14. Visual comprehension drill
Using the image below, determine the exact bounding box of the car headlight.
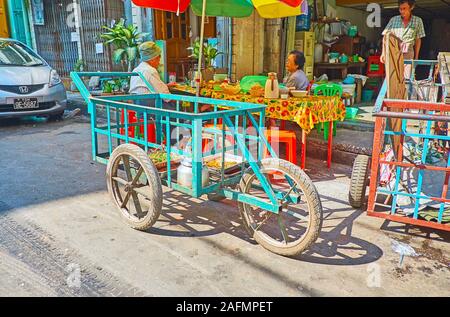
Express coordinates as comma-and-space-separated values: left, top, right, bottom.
49, 69, 62, 87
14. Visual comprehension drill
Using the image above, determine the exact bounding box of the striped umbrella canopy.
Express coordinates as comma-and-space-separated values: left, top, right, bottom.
131, 0, 303, 18
132, 0, 304, 95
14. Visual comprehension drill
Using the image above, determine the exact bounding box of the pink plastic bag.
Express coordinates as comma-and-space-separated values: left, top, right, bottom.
379, 148, 394, 185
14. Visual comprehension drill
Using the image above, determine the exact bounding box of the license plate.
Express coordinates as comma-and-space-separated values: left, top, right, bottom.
13, 98, 39, 110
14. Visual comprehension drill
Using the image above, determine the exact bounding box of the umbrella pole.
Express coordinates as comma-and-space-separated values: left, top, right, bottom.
196, 0, 207, 98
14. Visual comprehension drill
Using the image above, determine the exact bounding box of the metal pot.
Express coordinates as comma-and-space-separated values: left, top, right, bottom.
177, 158, 209, 188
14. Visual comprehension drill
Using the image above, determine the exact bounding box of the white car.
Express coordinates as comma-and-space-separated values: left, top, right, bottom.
0, 38, 67, 119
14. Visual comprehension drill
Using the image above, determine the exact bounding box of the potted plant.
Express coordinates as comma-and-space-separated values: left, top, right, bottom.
70, 59, 87, 91
119, 78, 130, 94
187, 39, 223, 82
100, 19, 149, 72
102, 80, 114, 96
102, 78, 130, 96
203, 42, 223, 69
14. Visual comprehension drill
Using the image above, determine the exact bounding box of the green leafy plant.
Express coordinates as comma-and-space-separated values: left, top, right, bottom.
203, 43, 223, 69
100, 19, 148, 72
119, 78, 130, 93
73, 59, 86, 72
187, 39, 223, 69
112, 79, 121, 93
70, 59, 87, 91
102, 79, 130, 94
102, 81, 114, 94
187, 39, 202, 60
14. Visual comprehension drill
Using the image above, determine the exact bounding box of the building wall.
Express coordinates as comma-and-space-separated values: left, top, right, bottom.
428, 19, 450, 59
231, 12, 264, 81
263, 18, 283, 76
335, 5, 381, 44
326, 0, 382, 44
0, 0, 9, 37
232, 16, 291, 81
131, 3, 142, 32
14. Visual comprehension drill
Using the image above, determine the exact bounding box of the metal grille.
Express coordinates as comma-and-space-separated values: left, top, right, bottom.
79, 0, 125, 73
33, 0, 126, 77
34, 0, 78, 77
104, 0, 128, 72
0, 84, 46, 95
78, 0, 109, 72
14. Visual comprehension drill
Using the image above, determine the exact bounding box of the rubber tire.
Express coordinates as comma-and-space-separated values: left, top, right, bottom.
349, 154, 370, 209
238, 158, 323, 257
106, 144, 163, 231
207, 193, 226, 202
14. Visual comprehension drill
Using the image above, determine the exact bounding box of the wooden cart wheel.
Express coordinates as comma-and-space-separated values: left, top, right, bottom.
106, 144, 163, 231
238, 158, 323, 257
349, 154, 371, 209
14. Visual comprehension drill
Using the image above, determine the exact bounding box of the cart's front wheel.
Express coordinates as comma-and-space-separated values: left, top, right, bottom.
238, 158, 322, 257
106, 144, 163, 231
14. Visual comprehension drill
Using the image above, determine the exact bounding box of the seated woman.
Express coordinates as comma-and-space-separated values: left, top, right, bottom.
283, 50, 309, 91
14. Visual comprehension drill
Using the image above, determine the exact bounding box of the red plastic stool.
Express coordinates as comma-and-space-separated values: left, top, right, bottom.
120, 109, 156, 144
264, 129, 297, 165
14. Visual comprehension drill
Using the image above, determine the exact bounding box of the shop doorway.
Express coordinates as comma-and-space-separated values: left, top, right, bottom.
6, 0, 31, 46
153, 10, 191, 78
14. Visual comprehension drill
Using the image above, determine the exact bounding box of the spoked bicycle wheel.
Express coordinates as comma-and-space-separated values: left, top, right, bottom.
238, 158, 322, 257
106, 144, 163, 231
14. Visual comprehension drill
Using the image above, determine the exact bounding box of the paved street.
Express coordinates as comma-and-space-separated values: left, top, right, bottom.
0, 116, 449, 297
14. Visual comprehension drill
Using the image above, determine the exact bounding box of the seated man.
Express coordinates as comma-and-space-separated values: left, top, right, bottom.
129, 41, 171, 95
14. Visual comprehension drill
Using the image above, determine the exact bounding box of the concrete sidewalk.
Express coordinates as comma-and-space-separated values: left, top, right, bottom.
0, 118, 448, 296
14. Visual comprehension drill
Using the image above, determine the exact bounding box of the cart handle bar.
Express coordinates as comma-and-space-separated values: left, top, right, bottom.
373, 110, 450, 122
90, 97, 266, 121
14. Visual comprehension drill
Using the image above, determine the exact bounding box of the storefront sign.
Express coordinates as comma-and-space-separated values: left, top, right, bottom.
71, 32, 80, 42
95, 43, 104, 54
32, 0, 45, 25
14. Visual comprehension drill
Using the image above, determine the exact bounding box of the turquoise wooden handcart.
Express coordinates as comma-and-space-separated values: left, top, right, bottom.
71, 71, 323, 257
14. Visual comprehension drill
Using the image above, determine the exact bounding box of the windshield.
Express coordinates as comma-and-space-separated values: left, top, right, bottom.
0, 40, 45, 66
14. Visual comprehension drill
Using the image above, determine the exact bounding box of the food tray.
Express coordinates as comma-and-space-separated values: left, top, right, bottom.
204, 153, 245, 175
149, 151, 182, 170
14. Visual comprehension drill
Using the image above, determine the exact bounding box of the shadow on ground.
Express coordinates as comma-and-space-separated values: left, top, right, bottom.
1, 117, 381, 266
145, 189, 383, 266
